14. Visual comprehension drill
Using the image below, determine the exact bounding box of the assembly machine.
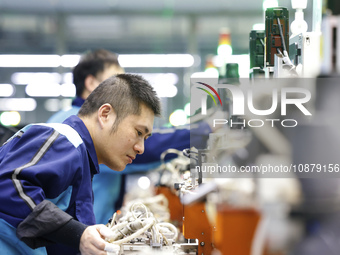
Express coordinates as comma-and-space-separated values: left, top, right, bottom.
98, 0, 340, 254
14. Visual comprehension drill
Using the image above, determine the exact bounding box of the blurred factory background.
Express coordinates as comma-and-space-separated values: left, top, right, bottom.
3, 1, 340, 254
0, 0, 308, 128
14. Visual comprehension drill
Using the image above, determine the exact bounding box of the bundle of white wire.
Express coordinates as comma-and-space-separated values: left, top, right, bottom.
122, 194, 171, 222
100, 201, 178, 254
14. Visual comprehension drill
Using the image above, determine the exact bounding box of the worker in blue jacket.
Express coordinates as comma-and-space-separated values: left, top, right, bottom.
0, 74, 161, 255
47, 49, 212, 224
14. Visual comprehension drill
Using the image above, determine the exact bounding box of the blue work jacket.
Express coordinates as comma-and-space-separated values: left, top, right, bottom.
0, 115, 99, 254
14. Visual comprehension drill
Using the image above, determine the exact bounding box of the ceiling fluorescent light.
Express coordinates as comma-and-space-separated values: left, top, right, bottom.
0, 84, 15, 97
11, 72, 62, 85
61, 55, 81, 67
0, 55, 60, 68
0, 54, 194, 68
0, 98, 37, 111
118, 54, 194, 68
136, 73, 179, 97
60, 83, 76, 97
25, 83, 61, 97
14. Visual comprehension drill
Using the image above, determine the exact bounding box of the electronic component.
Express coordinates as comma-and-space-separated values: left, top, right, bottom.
265, 7, 289, 67
249, 29, 265, 78
249, 30, 265, 69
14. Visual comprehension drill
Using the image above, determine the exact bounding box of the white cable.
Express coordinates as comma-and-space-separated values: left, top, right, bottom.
108, 221, 129, 233
111, 219, 156, 245
251, 216, 270, 255
276, 49, 298, 76
144, 194, 169, 208
104, 200, 177, 250
283, 50, 295, 68
156, 222, 178, 240
130, 202, 149, 219
103, 222, 129, 242
152, 225, 160, 244
101, 222, 129, 242
107, 212, 117, 229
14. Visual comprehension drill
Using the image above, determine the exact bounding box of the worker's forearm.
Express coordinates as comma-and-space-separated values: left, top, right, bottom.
44, 218, 87, 249
16, 200, 87, 249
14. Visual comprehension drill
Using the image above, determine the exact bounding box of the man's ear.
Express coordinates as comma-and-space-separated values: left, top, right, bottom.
97, 104, 116, 129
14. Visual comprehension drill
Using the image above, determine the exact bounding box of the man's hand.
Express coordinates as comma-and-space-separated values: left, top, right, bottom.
79, 225, 108, 255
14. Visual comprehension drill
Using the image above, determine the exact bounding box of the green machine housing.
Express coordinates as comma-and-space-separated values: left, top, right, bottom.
265, 7, 289, 67
249, 30, 265, 69
249, 30, 265, 78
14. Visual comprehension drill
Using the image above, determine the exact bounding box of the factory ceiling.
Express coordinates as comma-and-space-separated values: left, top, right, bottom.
0, 0, 297, 55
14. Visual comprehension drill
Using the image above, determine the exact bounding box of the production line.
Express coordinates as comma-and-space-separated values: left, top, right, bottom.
1, 0, 340, 254
96, 0, 340, 254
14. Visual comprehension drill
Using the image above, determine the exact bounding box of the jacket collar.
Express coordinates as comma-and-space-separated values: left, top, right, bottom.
72, 97, 85, 108
63, 115, 100, 175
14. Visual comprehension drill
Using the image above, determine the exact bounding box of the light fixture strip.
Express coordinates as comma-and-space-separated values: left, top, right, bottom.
0, 54, 195, 68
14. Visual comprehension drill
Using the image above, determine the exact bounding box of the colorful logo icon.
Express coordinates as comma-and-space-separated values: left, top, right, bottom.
196, 82, 222, 106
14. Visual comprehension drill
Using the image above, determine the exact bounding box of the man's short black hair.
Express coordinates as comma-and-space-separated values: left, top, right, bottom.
73, 49, 121, 97
78, 74, 161, 131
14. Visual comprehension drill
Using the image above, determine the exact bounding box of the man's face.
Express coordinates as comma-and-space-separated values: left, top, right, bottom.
95, 103, 154, 171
